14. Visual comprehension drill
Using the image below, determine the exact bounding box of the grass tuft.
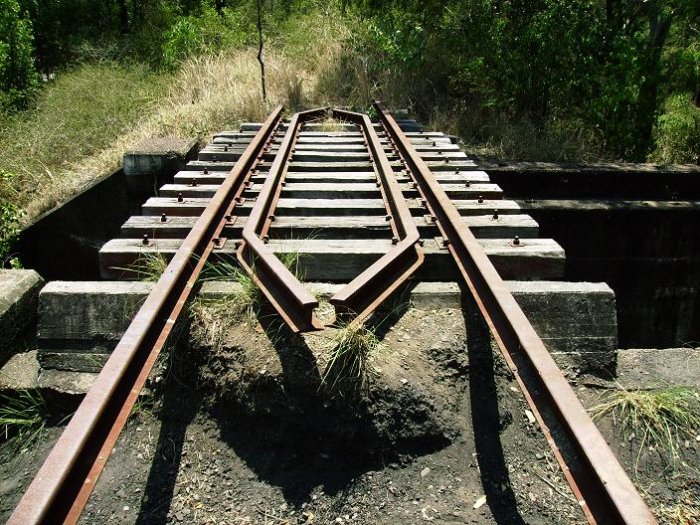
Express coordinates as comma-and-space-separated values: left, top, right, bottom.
112, 251, 168, 281
0, 390, 50, 457
322, 322, 382, 396
316, 117, 346, 132
591, 386, 700, 467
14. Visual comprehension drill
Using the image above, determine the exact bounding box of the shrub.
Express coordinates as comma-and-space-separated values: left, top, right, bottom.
652, 93, 700, 164
161, 7, 250, 70
0, 0, 39, 110
0, 199, 23, 265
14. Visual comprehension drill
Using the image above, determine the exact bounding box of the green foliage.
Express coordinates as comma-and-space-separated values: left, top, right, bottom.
653, 93, 700, 164
0, 0, 38, 110
591, 387, 700, 467
0, 197, 24, 265
120, 251, 169, 281
161, 6, 250, 70
344, 0, 700, 161
0, 390, 50, 457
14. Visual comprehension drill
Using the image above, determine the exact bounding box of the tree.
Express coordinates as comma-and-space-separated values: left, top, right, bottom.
0, 0, 38, 109
256, 0, 267, 102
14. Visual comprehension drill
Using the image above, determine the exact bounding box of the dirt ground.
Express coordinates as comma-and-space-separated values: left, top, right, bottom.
1, 298, 697, 524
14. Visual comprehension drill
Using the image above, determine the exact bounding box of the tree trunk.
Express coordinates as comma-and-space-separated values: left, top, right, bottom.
634, 9, 673, 159
257, 0, 267, 103
117, 0, 129, 33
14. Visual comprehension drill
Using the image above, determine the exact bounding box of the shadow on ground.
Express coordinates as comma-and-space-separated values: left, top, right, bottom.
462, 291, 526, 524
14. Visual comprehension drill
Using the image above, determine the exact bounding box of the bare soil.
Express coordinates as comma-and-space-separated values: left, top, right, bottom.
3, 297, 696, 524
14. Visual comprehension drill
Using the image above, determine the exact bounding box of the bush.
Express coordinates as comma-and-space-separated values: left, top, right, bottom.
161, 7, 251, 70
653, 94, 700, 164
0, 0, 38, 110
0, 200, 23, 264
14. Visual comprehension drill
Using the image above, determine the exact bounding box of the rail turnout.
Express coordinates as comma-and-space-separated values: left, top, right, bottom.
8, 105, 657, 524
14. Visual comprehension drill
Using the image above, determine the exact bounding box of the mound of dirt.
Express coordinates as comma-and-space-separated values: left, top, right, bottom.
196, 307, 471, 459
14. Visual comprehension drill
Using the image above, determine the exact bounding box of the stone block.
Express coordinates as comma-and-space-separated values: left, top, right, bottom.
123, 137, 198, 198
38, 281, 153, 371
507, 281, 618, 374
0, 350, 39, 390
38, 369, 97, 395
0, 270, 44, 360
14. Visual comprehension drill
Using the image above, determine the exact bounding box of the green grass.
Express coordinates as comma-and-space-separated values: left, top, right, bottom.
0, 62, 169, 217
200, 259, 264, 317
111, 251, 169, 281
0, 390, 50, 457
322, 321, 382, 395
591, 386, 700, 467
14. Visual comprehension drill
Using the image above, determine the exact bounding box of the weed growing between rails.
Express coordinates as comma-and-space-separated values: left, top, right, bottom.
591, 386, 700, 469
319, 293, 412, 399
191, 250, 304, 351
321, 321, 382, 397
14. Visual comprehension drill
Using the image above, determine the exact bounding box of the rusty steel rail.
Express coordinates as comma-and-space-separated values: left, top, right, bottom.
375, 101, 656, 525
329, 108, 424, 324
237, 107, 328, 332
7, 106, 284, 525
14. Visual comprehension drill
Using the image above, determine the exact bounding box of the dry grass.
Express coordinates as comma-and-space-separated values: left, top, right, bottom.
0, 3, 609, 230
590, 387, 700, 468
656, 491, 700, 525
321, 322, 382, 395
1, 47, 329, 225
315, 117, 347, 132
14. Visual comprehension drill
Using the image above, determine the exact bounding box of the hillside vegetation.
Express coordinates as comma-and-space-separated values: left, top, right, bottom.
0, 0, 698, 262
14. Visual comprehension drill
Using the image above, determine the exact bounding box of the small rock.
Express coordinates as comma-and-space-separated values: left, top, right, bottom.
123, 506, 130, 512
400, 378, 408, 385
473, 495, 487, 509
420, 467, 431, 478
524, 410, 536, 424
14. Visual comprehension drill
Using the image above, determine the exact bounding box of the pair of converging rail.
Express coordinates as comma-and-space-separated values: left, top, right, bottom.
238, 107, 423, 331
8, 104, 656, 524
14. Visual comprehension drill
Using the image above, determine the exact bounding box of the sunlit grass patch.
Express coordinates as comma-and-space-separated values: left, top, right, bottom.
111, 251, 169, 281
322, 321, 382, 396
591, 386, 700, 467
0, 390, 50, 457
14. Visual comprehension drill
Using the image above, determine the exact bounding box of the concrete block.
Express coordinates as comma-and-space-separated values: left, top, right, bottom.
616, 347, 700, 389
38, 369, 97, 395
198, 281, 463, 310
0, 350, 39, 390
123, 137, 198, 199
38, 281, 153, 371
0, 270, 44, 361
507, 281, 618, 374
39, 352, 109, 373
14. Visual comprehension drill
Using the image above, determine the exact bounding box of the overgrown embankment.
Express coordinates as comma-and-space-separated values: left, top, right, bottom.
1, 0, 698, 265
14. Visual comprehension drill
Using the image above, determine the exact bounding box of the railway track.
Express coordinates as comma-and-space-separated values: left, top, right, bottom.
7, 104, 657, 524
